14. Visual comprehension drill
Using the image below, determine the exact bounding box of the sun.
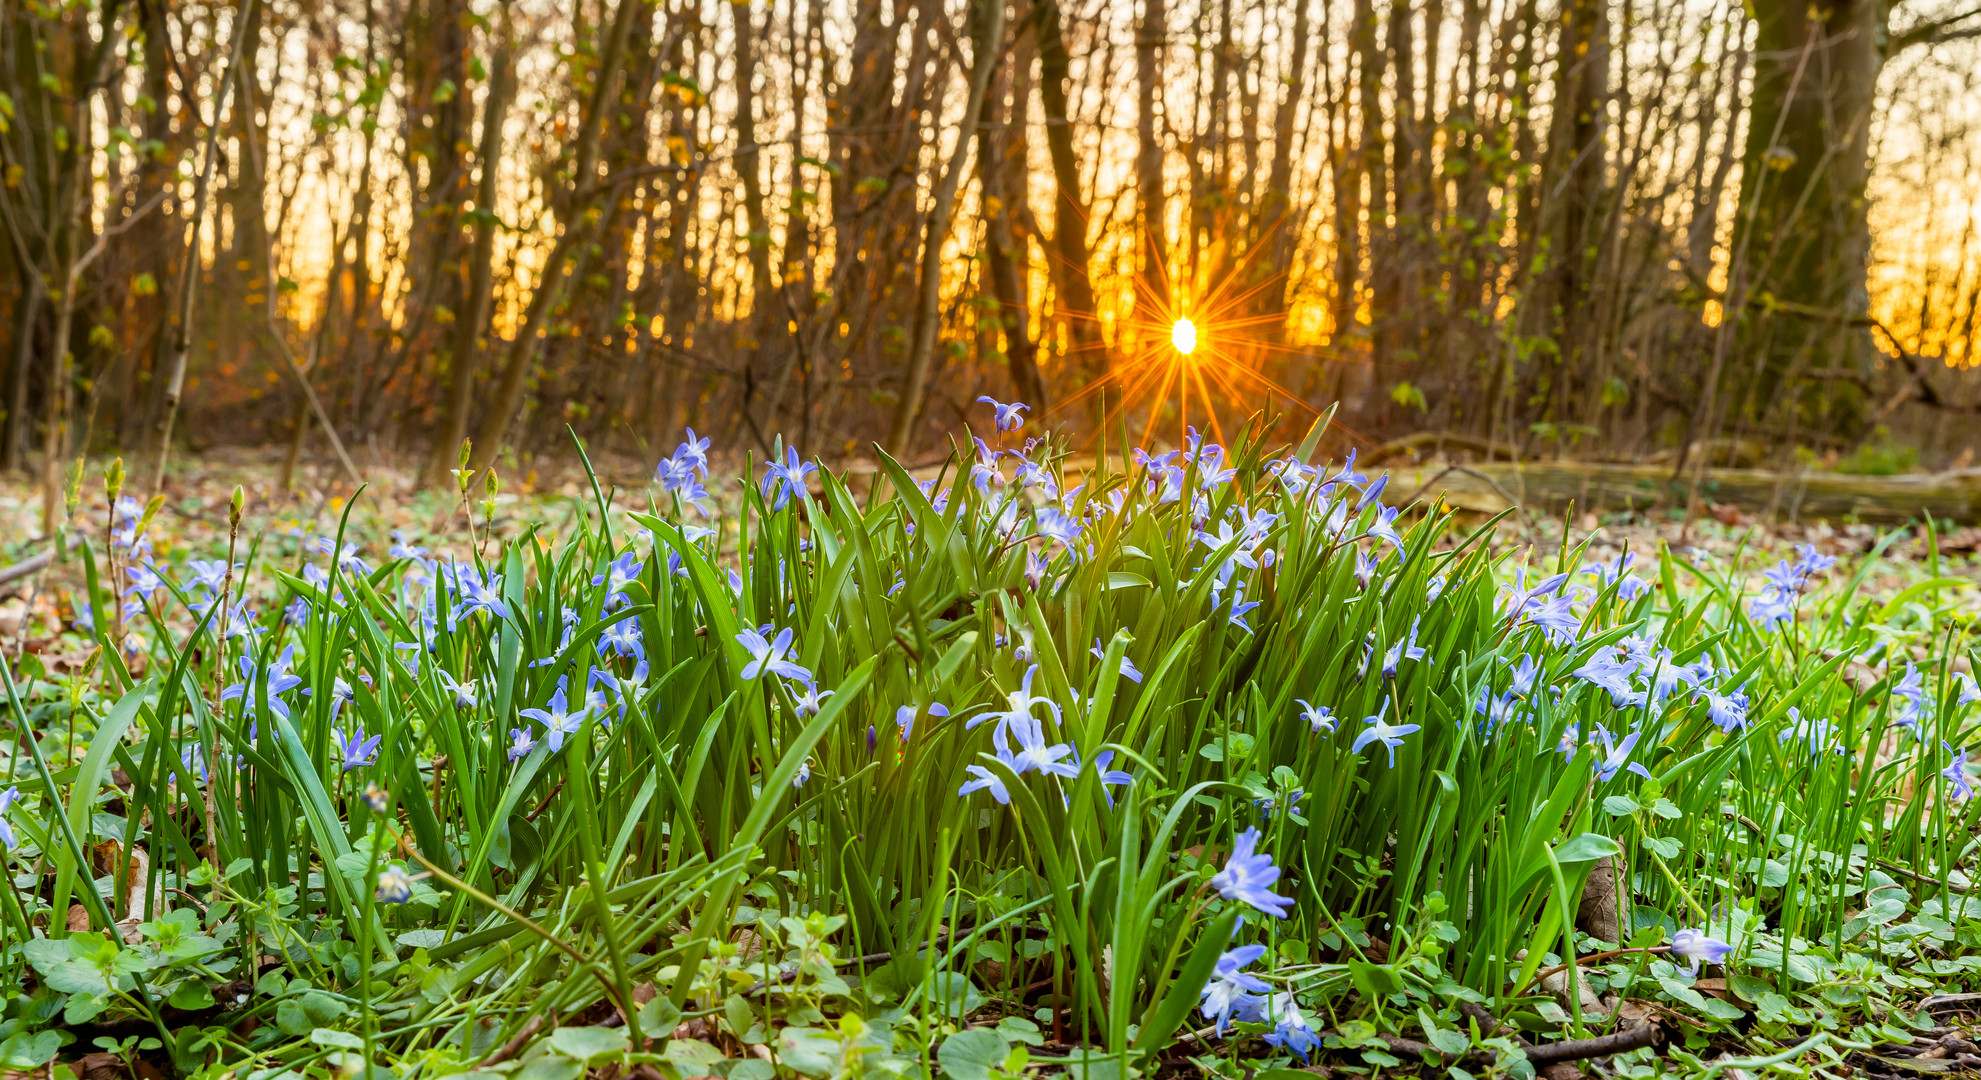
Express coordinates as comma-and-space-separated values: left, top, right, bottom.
1171, 317, 1198, 356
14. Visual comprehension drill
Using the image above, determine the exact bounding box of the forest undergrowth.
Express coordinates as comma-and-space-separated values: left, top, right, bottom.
5, 409, 1981, 1080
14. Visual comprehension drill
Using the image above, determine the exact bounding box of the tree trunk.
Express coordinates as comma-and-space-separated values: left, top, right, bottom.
429, 11, 513, 486
885, 0, 1007, 456
1135, 0, 1170, 321
1033, 0, 1104, 407
1730, 0, 1884, 435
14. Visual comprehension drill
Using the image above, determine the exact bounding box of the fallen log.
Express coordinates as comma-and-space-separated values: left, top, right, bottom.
1414, 462, 1981, 525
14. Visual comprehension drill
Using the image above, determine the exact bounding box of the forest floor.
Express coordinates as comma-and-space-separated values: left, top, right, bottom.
5, 448, 1979, 640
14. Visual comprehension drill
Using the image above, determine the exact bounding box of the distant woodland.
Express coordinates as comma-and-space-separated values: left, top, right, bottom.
3, 0, 1981, 515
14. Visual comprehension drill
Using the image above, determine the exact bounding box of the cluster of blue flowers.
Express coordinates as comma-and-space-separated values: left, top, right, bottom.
1748, 544, 1837, 631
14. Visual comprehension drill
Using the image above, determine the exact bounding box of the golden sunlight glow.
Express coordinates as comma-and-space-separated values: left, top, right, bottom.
1171, 317, 1198, 355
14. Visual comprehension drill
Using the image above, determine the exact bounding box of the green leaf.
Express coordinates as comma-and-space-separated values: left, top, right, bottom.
1553, 832, 1622, 864
310, 1029, 366, 1050
515, 1057, 584, 1080
168, 981, 215, 1011
276, 999, 313, 1037
0, 1031, 64, 1069
547, 1026, 629, 1062
1348, 960, 1406, 1001
938, 1028, 1010, 1080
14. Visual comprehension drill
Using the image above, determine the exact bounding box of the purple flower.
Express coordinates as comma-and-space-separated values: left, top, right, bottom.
1295, 698, 1335, 733
1091, 639, 1143, 683
1351, 697, 1420, 767
895, 701, 949, 742
1521, 594, 1582, 644
220, 645, 304, 723
976, 395, 1029, 432
1260, 993, 1319, 1061
1037, 506, 1083, 548
1945, 742, 1974, 801
964, 664, 1062, 743
1573, 650, 1644, 708
333, 723, 381, 772
507, 727, 538, 761
1592, 725, 1652, 782
0, 786, 20, 850
1209, 827, 1295, 918
1381, 616, 1429, 679
1699, 685, 1749, 733
1092, 750, 1134, 807
737, 626, 812, 682
1200, 944, 1272, 1033
519, 682, 588, 753
1670, 928, 1733, 977
593, 552, 644, 610
789, 679, 834, 719
760, 447, 817, 511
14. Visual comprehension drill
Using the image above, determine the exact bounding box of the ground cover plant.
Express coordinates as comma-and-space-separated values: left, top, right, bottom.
6, 406, 1981, 1080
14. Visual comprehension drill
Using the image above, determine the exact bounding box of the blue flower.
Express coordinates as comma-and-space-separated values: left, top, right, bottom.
1350, 698, 1420, 767
976, 395, 1029, 432
1091, 750, 1134, 807
447, 562, 510, 628
1353, 550, 1379, 591
1591, 725, 1652, 782
1210, 827, 1295, 918
594, 552, 644, 610
1362, 505, 1404, 550
1037, 506, 1083, 548
184, 559, 237, 595
1557, 723, 1581, 762
389, 532, 428, 561
1669, 928, 1732, 977
1327, 449, 1368, 491
1699, 685, 1749, 733
964, 664, 1062, 742
1499, 567, 1571, 618
1295, 699, 1335, 733
220, 645, 304, 724
0, 786, 19, 850
520, 682, 589, 753
435, 669, 481, 709
312, 537, 372, 576
760, 447, 817, 511
895, 701, 948, 742
1520, 593, 1582, 644
376, 867, 414, 905
1005, 716, 1079, 779
599, 614, 644, 660
737, 626, 812, 682
333, 723, 382, 772
675, 428, 712, 476
1091, 639, 1143, 683
1506, 654, 1540, 695
1945, 742, 1974, 801
958, 757, 1015, 804
789, 679, 834, 718
1474, 687, 1518, 734
1573, 650, 1644, 708
507, 727, 539, 761
1200, 944, 1272, 1033
1260, 992, 1319, 1060
1381, 616, 1428, 679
